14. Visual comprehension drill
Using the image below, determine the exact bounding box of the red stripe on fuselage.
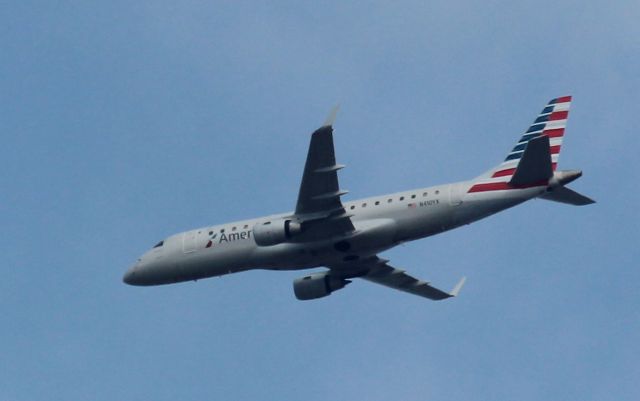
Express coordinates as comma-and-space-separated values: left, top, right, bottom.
493, 162, 558, 178
468, 182, 511, 192
492, 168, 517, 178
468, 181, 548, 193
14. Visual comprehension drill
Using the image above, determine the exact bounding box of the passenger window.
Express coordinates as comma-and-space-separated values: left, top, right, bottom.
411, 194, 416, 199
435, 190, 440, 194
350, 205, 355, 210
388, 199, 392, 203
362, 203, 367, 207
423, 192, 428, 197
400, 196, 404, 201
244, 224, 248, 229
375, 201, 380, 205
221, 228, 226, 233
232, 227, 236, 231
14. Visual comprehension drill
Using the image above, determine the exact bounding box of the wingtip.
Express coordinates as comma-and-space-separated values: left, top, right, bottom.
450, 276, 467, 297
323, 104, 340, 127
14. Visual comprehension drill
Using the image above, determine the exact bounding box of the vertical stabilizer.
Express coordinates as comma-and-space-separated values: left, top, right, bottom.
469, 96, 572, 193
508, 135, 553, 186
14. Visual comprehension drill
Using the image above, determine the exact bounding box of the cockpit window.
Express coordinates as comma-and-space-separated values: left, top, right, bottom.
153, 241, 164, 248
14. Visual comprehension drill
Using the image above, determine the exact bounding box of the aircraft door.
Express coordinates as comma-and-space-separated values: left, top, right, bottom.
182, 230, 198, 253
449, 183, 463, 206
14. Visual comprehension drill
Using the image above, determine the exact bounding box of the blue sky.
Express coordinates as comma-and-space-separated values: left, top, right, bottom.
2, 1, 639, 400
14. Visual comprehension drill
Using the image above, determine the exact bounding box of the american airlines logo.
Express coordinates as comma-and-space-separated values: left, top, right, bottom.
206, 231, 253, 248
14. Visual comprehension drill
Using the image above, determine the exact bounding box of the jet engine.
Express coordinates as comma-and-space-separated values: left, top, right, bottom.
253, 219, 302, 246
293, 272, 351, 300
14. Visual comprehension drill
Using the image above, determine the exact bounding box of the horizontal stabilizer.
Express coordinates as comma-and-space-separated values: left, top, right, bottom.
540, 186, 595, 206
509, 135, 553, 186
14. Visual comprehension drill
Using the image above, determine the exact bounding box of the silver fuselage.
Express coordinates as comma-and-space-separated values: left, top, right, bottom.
123, 179, 542, 286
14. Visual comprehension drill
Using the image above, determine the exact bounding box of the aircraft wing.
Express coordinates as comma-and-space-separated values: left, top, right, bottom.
294, 110, 354, 238
341, 257, 466, 300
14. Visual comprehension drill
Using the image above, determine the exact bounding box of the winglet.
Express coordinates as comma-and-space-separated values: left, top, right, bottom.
449, 276, 467, 297
323, 105, 340, 127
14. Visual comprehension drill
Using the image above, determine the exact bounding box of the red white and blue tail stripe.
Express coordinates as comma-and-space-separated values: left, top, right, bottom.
468, 96, 572, 193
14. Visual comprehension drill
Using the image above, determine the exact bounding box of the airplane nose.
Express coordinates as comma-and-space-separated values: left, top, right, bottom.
123, 265, 140, 285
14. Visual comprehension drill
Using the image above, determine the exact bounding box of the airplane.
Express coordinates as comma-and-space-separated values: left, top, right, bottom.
123, 96, 594, 301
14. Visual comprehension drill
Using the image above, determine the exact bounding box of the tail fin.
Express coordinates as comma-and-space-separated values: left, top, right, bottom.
509, 134, 553, 186
469, 96, 572, 193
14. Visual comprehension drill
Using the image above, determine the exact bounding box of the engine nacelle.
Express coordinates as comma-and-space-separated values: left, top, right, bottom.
293, 272, 351, 301
253, 219, 302, 246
